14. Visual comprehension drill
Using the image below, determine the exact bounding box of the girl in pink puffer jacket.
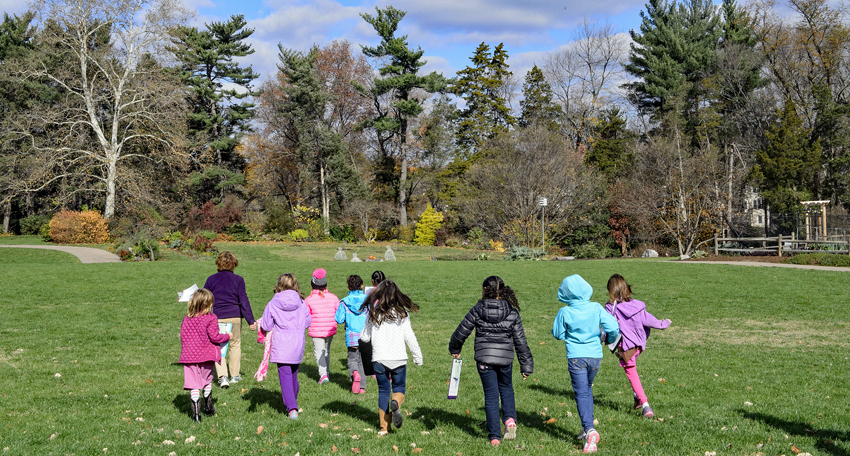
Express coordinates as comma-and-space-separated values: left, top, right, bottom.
305, 268, 340, 384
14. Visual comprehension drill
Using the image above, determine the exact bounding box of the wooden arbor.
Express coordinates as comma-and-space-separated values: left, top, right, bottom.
800, 200, 829, 240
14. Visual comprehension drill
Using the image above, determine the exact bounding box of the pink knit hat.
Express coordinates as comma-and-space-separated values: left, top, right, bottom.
311, 268, 327, 287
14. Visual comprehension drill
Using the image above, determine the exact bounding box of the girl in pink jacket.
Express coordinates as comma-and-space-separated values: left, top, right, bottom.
604, 274, 671, 419
305, 268, 340, 384
179, 288, 231, 422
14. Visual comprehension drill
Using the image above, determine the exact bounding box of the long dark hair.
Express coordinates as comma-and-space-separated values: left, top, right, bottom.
371, 270, 386, 286
361, 279, 419, 325
482, 275, 520, 311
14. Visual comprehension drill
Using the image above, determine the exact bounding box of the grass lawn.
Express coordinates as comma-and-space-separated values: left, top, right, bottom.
0, 240, 848, 455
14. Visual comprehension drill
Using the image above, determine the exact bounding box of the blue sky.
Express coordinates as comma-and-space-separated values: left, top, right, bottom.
4, 0, 654, 83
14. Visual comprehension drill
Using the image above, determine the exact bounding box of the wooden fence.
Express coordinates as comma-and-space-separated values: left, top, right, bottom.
713, 234, 850, 257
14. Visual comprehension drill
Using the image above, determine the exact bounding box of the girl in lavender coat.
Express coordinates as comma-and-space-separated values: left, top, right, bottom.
260, 273, 311, 419
604, 274, 671, 418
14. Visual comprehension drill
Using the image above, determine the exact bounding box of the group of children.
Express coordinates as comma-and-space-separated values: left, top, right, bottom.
179, 270, 670, 453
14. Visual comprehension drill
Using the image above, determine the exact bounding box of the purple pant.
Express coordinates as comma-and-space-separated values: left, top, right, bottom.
277, 363, 300, 412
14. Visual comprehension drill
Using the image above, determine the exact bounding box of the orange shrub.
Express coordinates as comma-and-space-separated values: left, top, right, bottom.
49, 210, 110, 244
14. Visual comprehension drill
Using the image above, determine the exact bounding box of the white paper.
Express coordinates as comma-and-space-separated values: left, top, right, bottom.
178, 284, 199, 302
219, 322, 232, 357
448, 358, 463, 399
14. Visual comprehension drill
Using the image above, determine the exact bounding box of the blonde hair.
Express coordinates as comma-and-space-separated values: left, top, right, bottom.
187, 288, 215, 317
216, 251, 238, 272
274, 273, 302, 297
607, 274, 632, 303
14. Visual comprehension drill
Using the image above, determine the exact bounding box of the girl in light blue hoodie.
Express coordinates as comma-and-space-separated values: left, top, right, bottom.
552, 274, 619, 454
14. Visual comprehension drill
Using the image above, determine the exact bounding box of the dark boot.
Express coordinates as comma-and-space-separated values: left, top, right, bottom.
390, 392, 405, 428
191, 399, 202, 422
203, 392, 215, 416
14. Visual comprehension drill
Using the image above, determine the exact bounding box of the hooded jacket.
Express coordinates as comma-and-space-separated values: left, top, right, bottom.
449, 299, 534, 374
305, 289, 340, 338
335, 290, 368, 347
552, 275, 619, 359
605, 299, 670, 351
260, 290, 311, 364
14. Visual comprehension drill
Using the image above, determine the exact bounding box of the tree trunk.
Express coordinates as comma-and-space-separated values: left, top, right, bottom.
2, 201, 10, 234
104, 157, 118, 219
726, 143, 733, 238
320, 164, 330, 235
399, 155, 408, 227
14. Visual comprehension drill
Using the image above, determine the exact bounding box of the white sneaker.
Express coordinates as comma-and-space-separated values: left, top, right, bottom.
230, 376, 242, 384
583, 429, 600, 453
218, 376, 229, 389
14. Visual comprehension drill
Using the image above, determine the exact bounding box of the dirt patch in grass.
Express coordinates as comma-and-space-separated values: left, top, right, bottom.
675, 319, 850, 348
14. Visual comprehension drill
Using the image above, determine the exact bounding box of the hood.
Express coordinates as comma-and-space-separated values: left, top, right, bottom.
611, 299, 645, 319
557, 275, 593, 305
271, 290, 303, 311
479, 298, 510, 324
344, 290, 367, 314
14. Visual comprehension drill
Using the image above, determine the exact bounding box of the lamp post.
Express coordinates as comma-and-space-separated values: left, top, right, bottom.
539, 197, 548, 254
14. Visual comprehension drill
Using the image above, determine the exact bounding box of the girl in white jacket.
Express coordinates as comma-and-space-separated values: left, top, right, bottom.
359, 279, 423, 435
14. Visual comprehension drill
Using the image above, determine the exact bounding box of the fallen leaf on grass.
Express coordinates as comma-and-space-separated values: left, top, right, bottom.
791, 445, 802, 454
135, 418, 144, 422
539, 342, 546, 345
465, 410, 470, 415
421, 431, 430, 435
658, 378, 667, 383
257, 426, 264, 434
744, 401, 753, 406
405, 409, 412, 416
162, 440, 175, 445
240, 388, 248, 394
332, 445, 338, 453
393, 445, 399, 453
184, 436, 196, 444
351, 449, 360, 454
412, 449, 423, 454
544, 418, 557, 424
49, 434, 56, 441
319, 423, 329, 428
350, 435, 360, 440
145, 379, 153, 384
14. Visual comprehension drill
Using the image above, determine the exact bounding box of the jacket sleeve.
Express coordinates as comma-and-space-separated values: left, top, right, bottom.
304, 304, 312, 330
604, 302, 614, 315
448, 307, 477, 355
599, 306, 620, 343
260, 302, 273, 333
404, 318, 423, 365
236, 276, 255, 325
359, 318, 372, 343
207, 318, 230, 344
643, 309, 671, 329
552, 308, 568, 340
511, 313, 534, 375
335, 301, 346, 324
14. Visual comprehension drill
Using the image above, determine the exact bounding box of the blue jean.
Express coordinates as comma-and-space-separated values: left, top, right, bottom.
373, 362, 406, 411
568, 357, 600, 432
477, 362, 516, 441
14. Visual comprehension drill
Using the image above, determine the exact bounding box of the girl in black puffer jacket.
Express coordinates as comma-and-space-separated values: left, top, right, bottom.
449, 276, 534, 446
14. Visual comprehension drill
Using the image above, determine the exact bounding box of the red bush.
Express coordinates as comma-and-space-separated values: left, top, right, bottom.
186, 199, 243, 233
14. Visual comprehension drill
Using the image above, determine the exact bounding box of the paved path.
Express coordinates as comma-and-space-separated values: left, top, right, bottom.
0, 245, 121, 263
677, 260, 850, 272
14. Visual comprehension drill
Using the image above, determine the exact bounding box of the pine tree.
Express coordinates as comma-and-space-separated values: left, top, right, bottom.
519, 65, 562, 131
170, 15, 258, 199
586, 108, 636, 182
453, 42, 515, 157
357, 6, 447, 227
750, 100, 821, 213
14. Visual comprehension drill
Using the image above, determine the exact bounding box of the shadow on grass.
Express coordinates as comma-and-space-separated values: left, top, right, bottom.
242, 387, 286, 413
300, 362, 352, 386
528, 382, 635, 415
320, 399, 374, 425
411, 406, 485, 439
171, 394, 192, 419
740, 410, 850, 456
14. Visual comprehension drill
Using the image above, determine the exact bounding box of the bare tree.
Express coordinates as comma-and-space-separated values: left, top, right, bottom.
455, 125, 604, 247
543, 18, 628, 148
16, 0, 191, 219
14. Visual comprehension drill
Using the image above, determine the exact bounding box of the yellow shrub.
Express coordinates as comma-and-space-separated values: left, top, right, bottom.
49, 210, 110, 244
414, 204, 444, 246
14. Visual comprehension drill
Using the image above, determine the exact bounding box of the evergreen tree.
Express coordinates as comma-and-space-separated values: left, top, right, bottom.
357, 6, 447, 226
453, 42, 515, 157
170, 15, 258, 199
749, 100, 821, 214
519, 65, 562, 131
586, 108, 636, 182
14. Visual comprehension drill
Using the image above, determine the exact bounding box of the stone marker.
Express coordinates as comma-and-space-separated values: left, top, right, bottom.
350, 253, 362, 262
642, 249, 659, 258
334, 247, 347, 261
384, 245, 396, 261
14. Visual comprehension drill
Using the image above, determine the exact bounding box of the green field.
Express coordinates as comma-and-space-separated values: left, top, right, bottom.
0, 240, 848, 455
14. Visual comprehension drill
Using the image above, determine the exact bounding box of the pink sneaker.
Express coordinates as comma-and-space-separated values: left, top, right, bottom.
352, 371, 361, 394
583, 429, 600, 453
504, 418, 517, 440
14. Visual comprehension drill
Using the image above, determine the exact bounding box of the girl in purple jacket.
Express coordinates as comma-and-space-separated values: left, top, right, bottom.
179, 289, 231, 422
260, 273, 312, 419
604, 274, 671, 418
